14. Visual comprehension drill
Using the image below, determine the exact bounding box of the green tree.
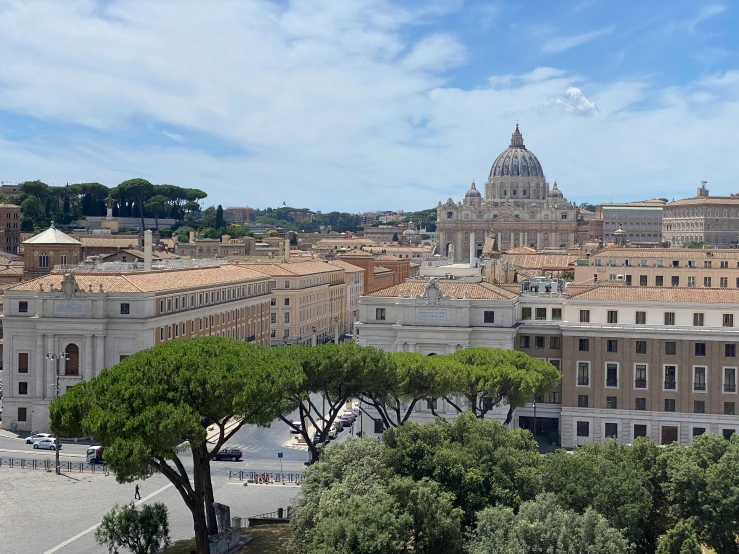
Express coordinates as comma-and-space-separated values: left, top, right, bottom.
144, 195, 170, 230
215, 205, 224, 229
682, 241, 705, 249
392, 232, 399, 242
21, 196, 45, 220
50, 338, 303, 554
201, 206, 217, 227
656, 522, 702, 554
579, 202, 596, 212
113, 179, 154, 231
95, 502, 170, 554
19, 179, 50, 199
446, 349, 561, 423
383, 413, 542, 520
279, 343, 387, 463
20, 217, 35, 232
466, 493, 632, 554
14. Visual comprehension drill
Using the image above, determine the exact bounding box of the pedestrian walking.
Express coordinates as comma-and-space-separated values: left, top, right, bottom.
134, 484, 141, 500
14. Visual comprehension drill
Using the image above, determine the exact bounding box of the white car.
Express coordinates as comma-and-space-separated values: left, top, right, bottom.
26, 433, 54, 445
34, 438, 61, 450
289, 421, 302, 434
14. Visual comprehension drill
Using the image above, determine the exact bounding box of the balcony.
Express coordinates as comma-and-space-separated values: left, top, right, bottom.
577, 377, 590, 386
725, 383, 737, 393
606, 378, 618, 387
693, 383, 706, 391
664, 380, 677, 390
634, 379, 647, 389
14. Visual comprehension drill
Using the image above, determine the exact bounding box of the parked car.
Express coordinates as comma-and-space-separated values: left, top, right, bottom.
34, 438, 61, 450
331, 421, 343, 434
26, 433, 54, 445
213, 448, 243, 462
328, 426, 339, 440
289, 421, 302, 434
339, 414, 354, 428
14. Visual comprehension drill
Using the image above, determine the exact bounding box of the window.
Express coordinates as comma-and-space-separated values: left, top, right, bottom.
632, 340, 647, 355
704, 276, 712, 287
664, 399, 676, 412
18, 352, 28, 373
725, 368, 737, 392
535, 336, 545, 349
483, 311, 495, 323
18, 382, 27, 395
639, 275, 647, 286
655, 275, 664, 287
693, 313, 704, 326
695, 343, 706, 357
522, 307, 532, 320
725, 314, 735, 328
283, 312, 290, 324
635, 398, 646, 410
694, 367, 707, 391
606, 363, 618, 387
577, 362, 590, 386
376, 308, 386, 321
634, 424, 647, 438
120, 303, 130, 315
577, 394, 589, 407
284, 280, 290, 288
694, 400, 705, 413
284, 298, 290, 306
607, 339, 618, 353
17, 407, 27, 422
561, 213, 567, 220
549, 336, 561, 349
576, 421, 589, 437
535, 308, 547, 320
19, 301, 28, 313
635, 364, 647, 388
726, 402, 736, 415
721, 277, 729, 288
606, 396, 617, 409
270, 313, 276, 324
447, 211, 453, 219
519, 335, 530, 348
664, 365, 677, 390
604, 423, 618, 439
664, 312, 675, 325
727, 344, 737, 358
607, 311, 618, 324
721, 261, 729, 268
270, 329, 276, 338
635, 311, 646, 324
579, 310, 590, 323
723, 429, 736, 440
39, 253, 49, 268
665, 342, 677, 355
551, 308, 562, 320
160, 328, 164, 341
270, 298, 276, 306
693, 427, 706, 437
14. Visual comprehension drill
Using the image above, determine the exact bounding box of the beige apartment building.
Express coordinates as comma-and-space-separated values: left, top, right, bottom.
2, 263, 273, 432
327, 259, 365, 336
240, 261, 346, 346
576, 247, 739, 287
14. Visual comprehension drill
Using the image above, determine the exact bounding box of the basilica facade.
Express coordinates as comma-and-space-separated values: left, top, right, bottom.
436, 124, 583, 262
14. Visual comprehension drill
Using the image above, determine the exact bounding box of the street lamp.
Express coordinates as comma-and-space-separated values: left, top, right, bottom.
46, 351, 69, 476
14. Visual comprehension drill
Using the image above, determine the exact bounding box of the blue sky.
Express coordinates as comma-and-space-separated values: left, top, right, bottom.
1, 0, 738, 212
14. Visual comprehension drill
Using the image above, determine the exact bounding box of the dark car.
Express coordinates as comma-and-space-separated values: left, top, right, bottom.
213, 447, 243, 462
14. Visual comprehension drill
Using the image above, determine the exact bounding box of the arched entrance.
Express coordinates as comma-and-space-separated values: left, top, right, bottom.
65, 344, 79, 376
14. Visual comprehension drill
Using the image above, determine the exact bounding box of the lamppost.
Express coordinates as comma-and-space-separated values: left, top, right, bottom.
283, 335, 288, 347
46, 351, 69, 476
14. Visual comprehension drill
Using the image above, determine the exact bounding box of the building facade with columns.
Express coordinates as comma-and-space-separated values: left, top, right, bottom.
436, 125, 582, 265
2, 264, 273, 433
662, 184, 739, 248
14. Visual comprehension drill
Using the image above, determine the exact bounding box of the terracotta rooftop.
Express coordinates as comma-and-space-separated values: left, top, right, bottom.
501, 253, 579, 269
78, 236, 141, 248
8, 264, 270, 294
590, 248, 739, 260
237, 261, 342, 277
365, 281, 518, 300
568, 285, 739, 304
327, 260, 365, 273
504, 246, 536, 254
667, 197, 739, 206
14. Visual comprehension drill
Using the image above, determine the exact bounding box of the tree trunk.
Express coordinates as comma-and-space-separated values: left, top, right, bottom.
504, 404, 514, 425
191, 448, 211, 554
201, 452, 218, 535
138, 195, 146, 232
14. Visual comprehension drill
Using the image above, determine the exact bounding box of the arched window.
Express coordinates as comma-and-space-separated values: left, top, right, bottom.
65, 344, 79, 376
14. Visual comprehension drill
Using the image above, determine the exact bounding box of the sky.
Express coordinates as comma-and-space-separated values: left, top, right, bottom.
1, 0, 739, 212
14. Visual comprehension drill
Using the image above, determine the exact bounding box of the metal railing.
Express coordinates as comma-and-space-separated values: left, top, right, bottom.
228, 470, 302, 484
634, 379, 647, 388
664, 380, 677, 390
725, 383, 737, 392
0, 456, 109, 474
577, 377, 589, 386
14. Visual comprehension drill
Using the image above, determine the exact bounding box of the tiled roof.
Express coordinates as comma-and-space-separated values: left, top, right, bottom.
237, 261, 342, 276
337, 250, 375, 258
8, 265, 270, 293
78, 236, 141, 248
365, 281, 518, 300
327, 260, 365, 273
590, 248, 739, 260
501, 253, 578, 269
568, 285, 739, 304
23, 226, 81, 245
505, 246, 536, 254
667, 197, 739, 206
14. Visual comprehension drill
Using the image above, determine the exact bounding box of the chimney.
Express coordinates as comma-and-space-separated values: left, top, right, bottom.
221, 234, 231, 244
144, 230, 152, 271
284, 238, 290, 262
189, 231, 196, 244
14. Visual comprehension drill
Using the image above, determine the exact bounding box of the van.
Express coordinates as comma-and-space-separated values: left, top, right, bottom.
86, 446, 104, 464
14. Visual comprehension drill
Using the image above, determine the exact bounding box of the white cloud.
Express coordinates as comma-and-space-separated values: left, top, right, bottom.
541, 25, 614, 54
0, 2, 738, 211
683, 4, 726, 33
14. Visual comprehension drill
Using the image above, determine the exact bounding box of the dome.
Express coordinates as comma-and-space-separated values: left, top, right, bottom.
488, 123, 544, 179
465, 181, 481, 198
547, 181, 563, 198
